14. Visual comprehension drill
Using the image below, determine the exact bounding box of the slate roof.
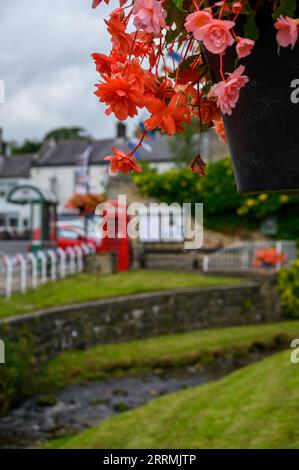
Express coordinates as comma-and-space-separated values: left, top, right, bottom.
0, 155, 33, 178
34, 135, 173, 167
36, 139, 114, 167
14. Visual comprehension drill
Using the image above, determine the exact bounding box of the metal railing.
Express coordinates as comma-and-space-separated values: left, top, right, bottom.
202, 240, 297, 273
0, 242, 96, 298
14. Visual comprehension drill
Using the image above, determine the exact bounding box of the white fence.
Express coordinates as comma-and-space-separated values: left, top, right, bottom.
0, 243, 96, 298
202, 240, 297, 273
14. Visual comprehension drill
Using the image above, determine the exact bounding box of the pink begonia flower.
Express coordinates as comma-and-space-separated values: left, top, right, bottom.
133, 0, 166, 34
196, 19, 235, 54
184, 10, 212, 38
274, 16, 298, 49
232, 1, 242, 14
209, 65, 249, 115
236, 37, 255, 58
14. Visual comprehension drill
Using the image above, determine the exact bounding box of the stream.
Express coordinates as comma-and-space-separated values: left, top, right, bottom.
0, 352, 269, 448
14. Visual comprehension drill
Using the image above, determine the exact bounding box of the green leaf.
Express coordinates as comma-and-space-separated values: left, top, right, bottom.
172, 0, 184, 12
243, 15, 260, 40
165, 28, 180, 42
272, 0, 297, 19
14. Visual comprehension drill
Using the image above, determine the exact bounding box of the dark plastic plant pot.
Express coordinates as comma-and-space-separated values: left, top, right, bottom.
204, 8, 299, 194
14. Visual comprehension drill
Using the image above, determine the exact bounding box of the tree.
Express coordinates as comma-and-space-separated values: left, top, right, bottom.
44, 127, 89, 142
168, 119, 201, 167
11, 139, 42, 155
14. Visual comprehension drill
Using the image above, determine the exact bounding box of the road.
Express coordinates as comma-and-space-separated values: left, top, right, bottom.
0, 241, 29, 257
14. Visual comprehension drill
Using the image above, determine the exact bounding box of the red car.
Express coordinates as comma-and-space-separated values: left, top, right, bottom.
32, 225, 98, 251
32, 200, 131, 271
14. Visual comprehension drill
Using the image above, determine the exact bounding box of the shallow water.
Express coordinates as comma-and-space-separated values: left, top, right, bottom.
0, 365, 233, 448
0, 352, 269, 449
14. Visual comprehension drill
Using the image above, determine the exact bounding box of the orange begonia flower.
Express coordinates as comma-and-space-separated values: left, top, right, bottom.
105, 16, 133, 57
92, 53, 113, 76
144, 94, 190, 135
104, 147, 142, 174
95, 77, 144, 120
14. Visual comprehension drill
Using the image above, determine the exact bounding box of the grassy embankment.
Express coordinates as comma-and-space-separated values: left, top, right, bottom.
34, 320, 299, 393
49, 349, 299, 449
0, 271, 242, 319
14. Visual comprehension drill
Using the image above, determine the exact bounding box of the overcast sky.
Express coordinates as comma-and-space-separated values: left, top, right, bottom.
0, 0, 138, 144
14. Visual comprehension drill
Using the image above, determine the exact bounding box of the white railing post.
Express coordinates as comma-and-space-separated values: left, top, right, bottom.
37, 251, 47, 284
241, 245, 249, 270
87, 242, 96, 254
74, 246, 83, 272
16, 253, 27, 293
57, 248, 66, 278
202, 255, 209, 272
66, 247, 76, 274
27, 253, 38, 289
81, 243, 90, 255
1, 255, 13, 298
48, 250, 57, 281
276, 241, 283, 270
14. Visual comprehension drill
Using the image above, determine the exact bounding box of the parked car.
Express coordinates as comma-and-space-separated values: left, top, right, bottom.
31, 199, 131, 271
32, 225, 98, 251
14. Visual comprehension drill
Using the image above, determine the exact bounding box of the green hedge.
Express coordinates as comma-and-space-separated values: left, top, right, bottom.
0, 332, 33, 415
133, 158, 299, 239
278, 260, 299, 319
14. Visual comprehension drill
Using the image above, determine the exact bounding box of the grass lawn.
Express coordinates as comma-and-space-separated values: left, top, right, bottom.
33, 320, 299, 394
50, 349, 299, 449
0, 271, 242, 319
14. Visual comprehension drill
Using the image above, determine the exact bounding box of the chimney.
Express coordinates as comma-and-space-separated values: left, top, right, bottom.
116, 122, 126, 139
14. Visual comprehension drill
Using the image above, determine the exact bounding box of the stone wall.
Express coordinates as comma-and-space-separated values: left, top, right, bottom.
0, 281, 282, 362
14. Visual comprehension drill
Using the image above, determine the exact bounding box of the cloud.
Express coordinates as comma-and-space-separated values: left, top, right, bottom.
0, 0, 137, 143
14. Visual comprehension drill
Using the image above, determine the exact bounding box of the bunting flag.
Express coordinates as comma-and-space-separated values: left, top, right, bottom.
126, 135, 153, 158
138, 121, 155, 140
77, 144, 93, 166
167, 50, 182, 63
75, 144, 93, 194
126, 141, 142, 158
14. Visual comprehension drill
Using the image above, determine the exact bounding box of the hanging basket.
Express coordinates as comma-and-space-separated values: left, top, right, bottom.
204, 7, 299, 195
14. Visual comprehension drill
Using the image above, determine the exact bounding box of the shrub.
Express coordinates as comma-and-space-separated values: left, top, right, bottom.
133, 158, 299, 239
278, 260, 299, 319
0, 332, 34, 415
133, 157, 243, 215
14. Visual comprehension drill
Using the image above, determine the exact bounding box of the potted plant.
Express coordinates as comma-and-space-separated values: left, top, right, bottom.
66, 193, 106, 216
92, 0, 299, 194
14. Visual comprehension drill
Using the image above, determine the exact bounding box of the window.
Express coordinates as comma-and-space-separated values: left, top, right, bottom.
9, 217, 18, 227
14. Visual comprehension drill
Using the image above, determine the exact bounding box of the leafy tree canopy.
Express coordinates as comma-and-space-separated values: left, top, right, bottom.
44, 127, 89, 142
11, 139, 42, 155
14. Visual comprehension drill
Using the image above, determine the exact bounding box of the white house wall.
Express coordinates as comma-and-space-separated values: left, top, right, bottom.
31, 165, 108, 212
149, 162, 176, 173
0, 177, 31, 229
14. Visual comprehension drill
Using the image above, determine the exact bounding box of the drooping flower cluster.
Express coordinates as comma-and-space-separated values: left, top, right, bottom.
252, 248, 287, 269
66, 193, 106, 215
92, 0, 299, 174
